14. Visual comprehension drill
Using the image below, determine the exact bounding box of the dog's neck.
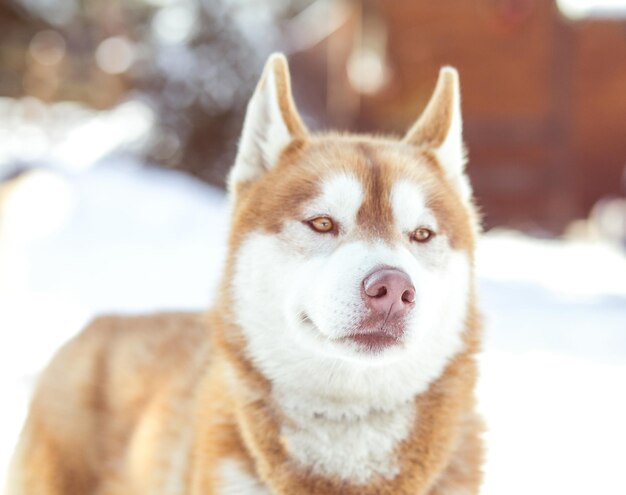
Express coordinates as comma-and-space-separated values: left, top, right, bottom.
274, 386, 418, 485
220, 341, 422, 486
271, 373, 414, 420
208, 311, 480, 494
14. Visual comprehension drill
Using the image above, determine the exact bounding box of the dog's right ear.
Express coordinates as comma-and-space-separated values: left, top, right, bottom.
229, 53, 308, 192
403, 67, 472, 201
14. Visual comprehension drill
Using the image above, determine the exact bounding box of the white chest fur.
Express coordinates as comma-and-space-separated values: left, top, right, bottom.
280, 397, 416, 484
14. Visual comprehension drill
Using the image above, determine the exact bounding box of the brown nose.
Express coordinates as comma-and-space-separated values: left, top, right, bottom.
362, 268, 415, 319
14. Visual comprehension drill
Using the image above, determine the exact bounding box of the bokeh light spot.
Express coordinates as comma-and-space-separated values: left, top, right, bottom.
152, 4, 197, 45
95, 37, 135, 74
29, 30, 66, 66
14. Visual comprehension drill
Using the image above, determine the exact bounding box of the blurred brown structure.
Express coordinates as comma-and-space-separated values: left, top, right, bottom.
291, 0, 626, 233
2, 0, 625, 234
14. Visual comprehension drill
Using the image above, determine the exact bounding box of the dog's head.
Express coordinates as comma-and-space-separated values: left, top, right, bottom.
222, 54, 479, 402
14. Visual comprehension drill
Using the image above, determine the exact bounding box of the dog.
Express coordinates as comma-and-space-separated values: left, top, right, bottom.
7, 53, 483, 495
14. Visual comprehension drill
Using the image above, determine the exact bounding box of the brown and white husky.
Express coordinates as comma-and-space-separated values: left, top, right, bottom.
8, 53, 483, 495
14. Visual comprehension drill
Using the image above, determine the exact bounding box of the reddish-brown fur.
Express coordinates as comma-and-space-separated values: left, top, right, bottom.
8, 56, 483, 495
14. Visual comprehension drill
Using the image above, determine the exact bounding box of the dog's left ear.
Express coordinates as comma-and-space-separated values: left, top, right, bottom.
229, 53, 308, 190
403, 67, 471, 200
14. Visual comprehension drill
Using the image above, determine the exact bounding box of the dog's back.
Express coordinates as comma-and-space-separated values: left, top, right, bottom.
8, 312, 208, 495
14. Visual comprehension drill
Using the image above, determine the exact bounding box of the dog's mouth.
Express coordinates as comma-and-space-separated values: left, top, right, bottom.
342, 331, 402, 352
299, 312, 403, 353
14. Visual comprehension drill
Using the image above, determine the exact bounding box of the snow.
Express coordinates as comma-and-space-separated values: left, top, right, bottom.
1, 159, 625, 494
477, 234, 626, 495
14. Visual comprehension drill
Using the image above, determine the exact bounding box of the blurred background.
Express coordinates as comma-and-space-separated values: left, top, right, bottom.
0, 0, 625, 494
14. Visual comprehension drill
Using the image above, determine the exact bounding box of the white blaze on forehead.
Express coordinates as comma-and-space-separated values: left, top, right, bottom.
303, 173, 363, 229
390, 180, 436, 232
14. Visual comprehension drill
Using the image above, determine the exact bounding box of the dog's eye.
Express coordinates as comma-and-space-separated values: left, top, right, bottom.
411, 227, 435, 243
307, 216, 335, 234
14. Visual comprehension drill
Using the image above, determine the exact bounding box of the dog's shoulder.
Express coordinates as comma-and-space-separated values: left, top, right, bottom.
31, 311, 210, 439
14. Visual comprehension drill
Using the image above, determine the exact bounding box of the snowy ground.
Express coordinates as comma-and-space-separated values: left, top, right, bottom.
1, 159, 625, 494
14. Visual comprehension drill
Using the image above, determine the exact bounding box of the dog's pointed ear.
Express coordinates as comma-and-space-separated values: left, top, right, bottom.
403, 67, 471, 199
229, 53, 308, 190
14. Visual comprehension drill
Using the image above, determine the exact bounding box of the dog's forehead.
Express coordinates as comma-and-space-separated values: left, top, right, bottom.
237, 137, 474, 252
298, 139, 439, 236
303, 173, 365, 225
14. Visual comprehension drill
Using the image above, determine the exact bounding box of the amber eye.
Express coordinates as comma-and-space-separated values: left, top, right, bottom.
411, 227, 435, 243
307, 216, 335, 233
